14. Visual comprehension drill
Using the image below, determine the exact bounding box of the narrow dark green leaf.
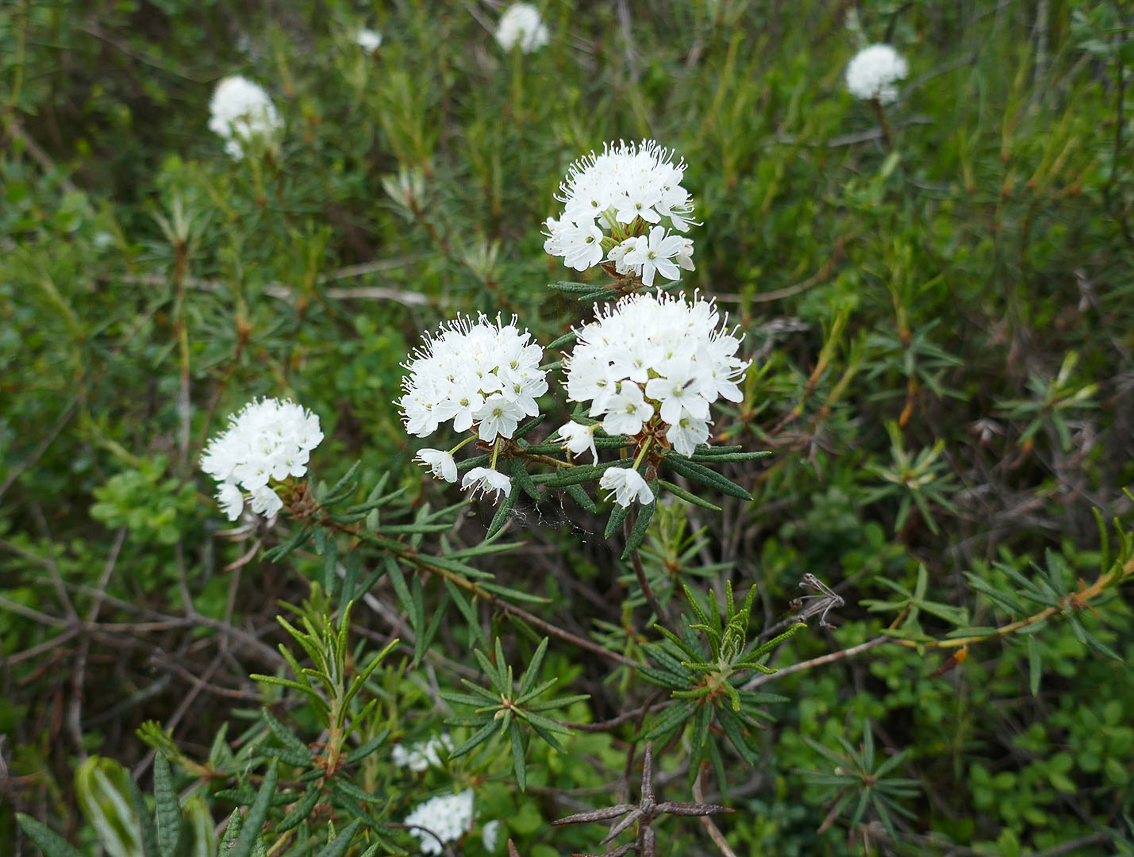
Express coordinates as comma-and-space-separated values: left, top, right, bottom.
343, 729, 390, 765
321, 537, 339, 598
604, 502, 631, 540
565, 483, 596, 512
16, 815, 85, 857
263, 527, 313, 563
664, 455, 752, 500
326, 461, 361, 501
621, 496, 657, 560
510, 723, 527, 792
153, 754, 181, 857
485, 484, 519, 540
277, 786, 321, 834
219, 808, 242, 854
229, 758, 279, 857
313, 819, 363, 857
449, 721, 498, 759
1027, 636, 1042, 697
547, 329, 578, 349
262, 710, 313, 762
658, 479, 722, 511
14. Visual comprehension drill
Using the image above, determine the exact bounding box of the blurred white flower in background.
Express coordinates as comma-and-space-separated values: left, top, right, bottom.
355, 28, 382, 52
845, 44, 908, 104
482, 819, 501, 852
207, 75, 281, 159
495, 3, 550, 53
200, 398, 323, 521
392, 734, 453, 772
403, 789, 475, 855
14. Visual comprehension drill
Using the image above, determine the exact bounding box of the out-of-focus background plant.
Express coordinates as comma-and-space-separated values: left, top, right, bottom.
3, 0, 1133, 855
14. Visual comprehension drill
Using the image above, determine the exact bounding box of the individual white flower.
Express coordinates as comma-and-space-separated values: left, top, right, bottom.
665, 412, 711, 457
556, 421, 599, 464
482, 820, 501, 852
563, 292, 749, 457
403, 789, 475, 855
415, 449, 458, 483
208, 76, 281, 160
462, 467, 512, 501
601, 383, 655, 437
201, 398, 323, 521
393, 734, 453, 772
622, 225, 686, 288
599, 467, 655, 508
495, 3, 549, 53
845, 44, 908, 104
215, 482, 245, 522
398, 314, 547, 445
355, 28, 382, 51
545, 140, 697, 282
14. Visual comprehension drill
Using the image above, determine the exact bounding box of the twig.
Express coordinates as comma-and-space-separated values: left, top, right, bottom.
748, 236, 847, 303
742, 637, 889, 690
692, 766, 737, 857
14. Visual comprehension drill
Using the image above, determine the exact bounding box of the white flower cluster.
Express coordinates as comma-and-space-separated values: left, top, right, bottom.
355, 28, 382, 52
400, 314, 547, 499
207, 76, 282, 160
392, 734, 453, 773
403, 789, 475, 855
560, 292, 748, 505
399, 315, 546, 442
845, 44, 908, 104
200, 398, 324, 521
544, 140, 696, 286
495, 3, 549, 53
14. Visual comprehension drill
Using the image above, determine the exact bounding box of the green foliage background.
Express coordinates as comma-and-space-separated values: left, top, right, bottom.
2, 0, 1133, 855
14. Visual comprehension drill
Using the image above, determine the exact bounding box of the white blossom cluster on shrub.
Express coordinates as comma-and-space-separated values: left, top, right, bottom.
845, 44, 908, 104
399, 314, 548, 498
544, 140, 696, 286
558, 291, 748, 505
495, 3, 549, 53
392, 733, 453, 772
207, 76, 282, 160
200, 398, 324, 521
403, 789, 475, 855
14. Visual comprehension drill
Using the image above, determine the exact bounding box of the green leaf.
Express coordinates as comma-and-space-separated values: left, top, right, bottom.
16, 815, 85, 857
621, 497, 657, 559
519, 638, 550, 697
262, 527, 313, 563
449, 721, 498, 759
152, 754, 181, 857
604, 501, 631, 540
229, 759, 279, 857
325, 460, 361, 501
321, 537, 339, 597
262, 709, 314, 762
182, 797, 218, 857
75, 756, 145, 857
343, 729, 390, 765
657, 479, 722, 511
510, 722, 527, 791
664, 454, 752, 500
565, 483, 596, 512
219, 809, 242, 854
1027, 636, 1042, 697
277, 785, 322, 834
485, 482, 519, 540
313, 819, 363, 857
